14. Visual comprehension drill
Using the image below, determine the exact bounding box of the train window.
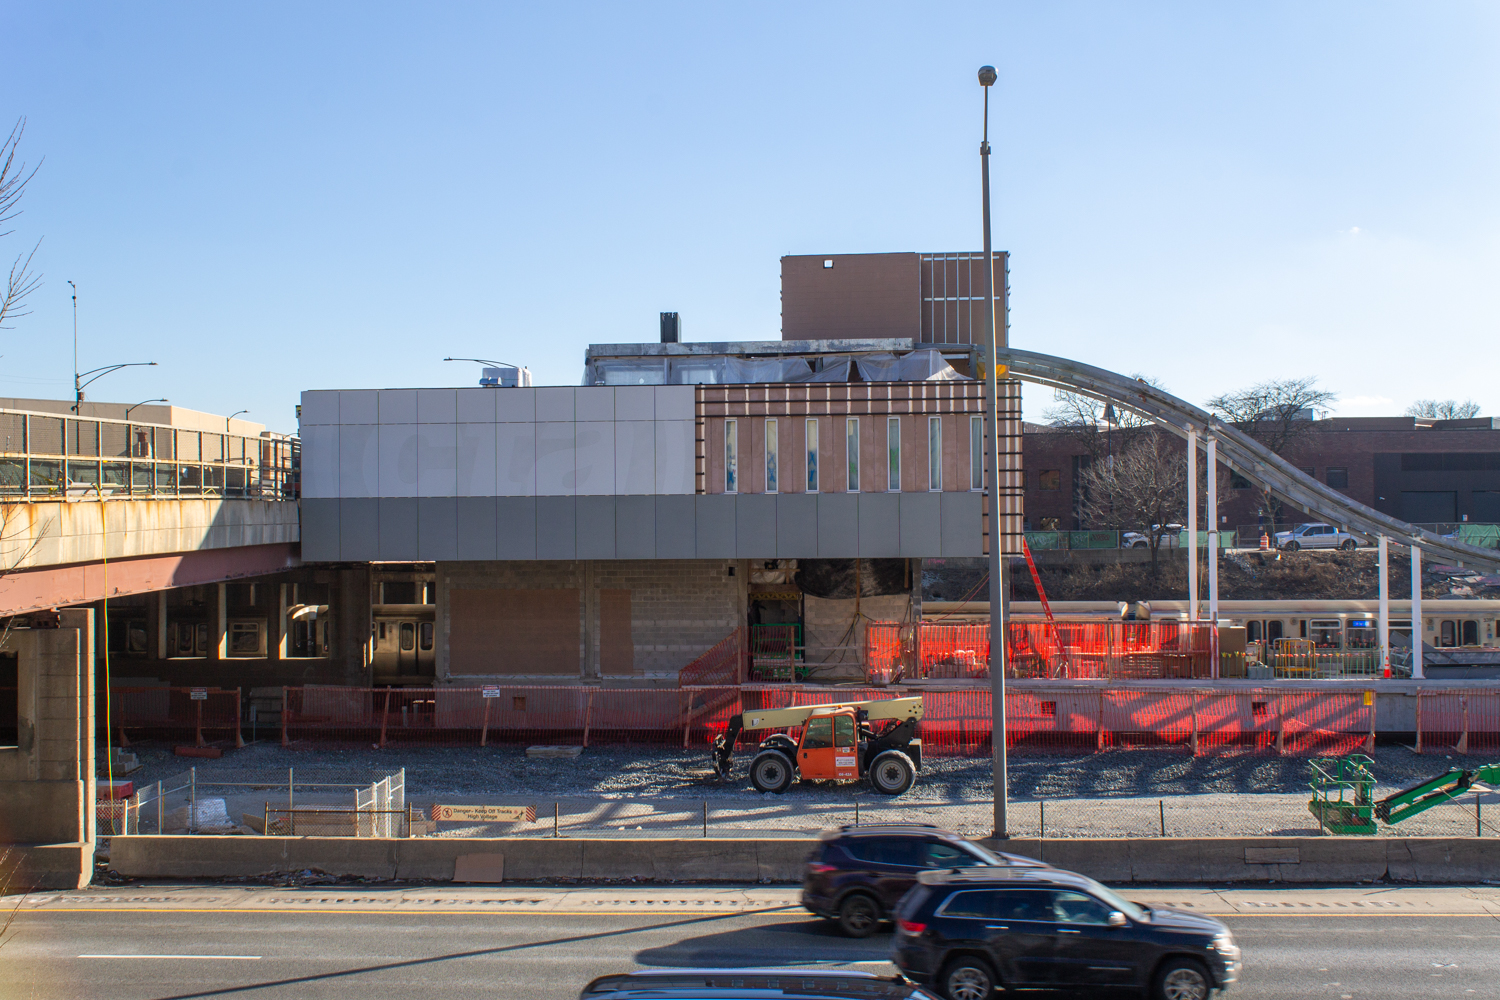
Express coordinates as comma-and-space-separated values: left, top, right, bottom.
1440, 621, 1457, 647
399, 622, 415, 651
1267, 620, 1284, 641
419, 622, 434, 651
196, 622, 211, 654
1462, 621, 1479, 646
1346, 620, 1378, 650
128, 621, 148, 654
1389, 620, 1412, 641
1310, 620, 1342, 649
1246, 621, 1262, 642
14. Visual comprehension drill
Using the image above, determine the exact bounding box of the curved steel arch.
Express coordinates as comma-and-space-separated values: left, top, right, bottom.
993, 346, 1500, 571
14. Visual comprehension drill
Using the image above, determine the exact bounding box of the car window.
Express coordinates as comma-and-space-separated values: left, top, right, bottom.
804, 717, 833, 749
940, 890, 999, 918
924, 842, 976, 868
847, 837, 923, 867
989, 889, 1053, 921
1051, 890, 1114, 925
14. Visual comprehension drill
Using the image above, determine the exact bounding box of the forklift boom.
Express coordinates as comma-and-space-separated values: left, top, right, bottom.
737, 696, 923, 733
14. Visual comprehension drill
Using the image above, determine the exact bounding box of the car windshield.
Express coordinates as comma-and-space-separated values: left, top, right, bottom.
1080, 877, 1148, 921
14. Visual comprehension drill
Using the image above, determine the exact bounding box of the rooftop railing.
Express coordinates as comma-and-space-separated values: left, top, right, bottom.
0, 408, 298, 501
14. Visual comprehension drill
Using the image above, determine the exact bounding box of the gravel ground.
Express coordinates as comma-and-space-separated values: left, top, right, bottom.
115, 740, 1473, 801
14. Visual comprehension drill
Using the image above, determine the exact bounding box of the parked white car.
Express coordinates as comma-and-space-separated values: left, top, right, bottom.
1274, 522, 1361, 551
1121, 524, 1184, 549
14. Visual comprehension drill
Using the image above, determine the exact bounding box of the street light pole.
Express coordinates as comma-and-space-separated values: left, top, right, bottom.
69, 281, 78, 412
978, 64, 1010, 840
75, 362, 159, 411
125, 398, 168, 419
228, 409, 249, 432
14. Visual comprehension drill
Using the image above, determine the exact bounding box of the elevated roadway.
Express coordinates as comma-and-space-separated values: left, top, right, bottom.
996, 346, 1500, 570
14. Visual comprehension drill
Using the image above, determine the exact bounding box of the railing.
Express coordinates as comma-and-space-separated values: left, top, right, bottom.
1235, 522, 1500, 548
0, 407, 298, 500
1025, 530, 1236, 551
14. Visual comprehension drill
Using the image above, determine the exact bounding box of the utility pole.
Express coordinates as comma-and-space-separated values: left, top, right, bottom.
69, 280, 78, 412
978, 64, 1009, 840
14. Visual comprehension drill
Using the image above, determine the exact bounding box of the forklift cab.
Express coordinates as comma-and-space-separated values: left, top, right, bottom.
797, 708, 860, 780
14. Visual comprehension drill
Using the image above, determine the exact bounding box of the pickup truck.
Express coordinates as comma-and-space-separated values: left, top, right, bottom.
1274, 522, 1361, 551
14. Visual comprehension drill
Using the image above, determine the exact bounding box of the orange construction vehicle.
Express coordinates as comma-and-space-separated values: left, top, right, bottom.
711, 696, 925, 796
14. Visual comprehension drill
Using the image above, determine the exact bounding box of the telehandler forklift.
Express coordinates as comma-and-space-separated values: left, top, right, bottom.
711, 696, 924, 795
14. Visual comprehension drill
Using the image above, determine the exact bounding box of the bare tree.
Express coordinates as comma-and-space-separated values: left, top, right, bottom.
1076, 434, 1188, 572
1206, 377, 1338, 534
0, 118, 43, 331
1040, 375, 1163, 463
1406, 399, 1481, 420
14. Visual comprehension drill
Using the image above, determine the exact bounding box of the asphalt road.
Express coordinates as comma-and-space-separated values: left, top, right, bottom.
4, 885, 1499, 1000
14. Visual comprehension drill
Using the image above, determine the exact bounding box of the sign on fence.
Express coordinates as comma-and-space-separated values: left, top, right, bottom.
189, 688, 208, 701
482, 686, 501, 699
431, 804, 536, 823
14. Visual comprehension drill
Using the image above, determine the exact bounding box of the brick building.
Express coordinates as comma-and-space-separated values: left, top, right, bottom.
1023, 416, 1500, 531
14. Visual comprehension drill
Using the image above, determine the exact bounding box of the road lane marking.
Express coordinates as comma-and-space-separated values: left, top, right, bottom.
78, 955, 262, 960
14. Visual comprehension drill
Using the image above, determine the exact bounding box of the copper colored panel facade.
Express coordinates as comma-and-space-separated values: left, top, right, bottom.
780, 253, 920, 341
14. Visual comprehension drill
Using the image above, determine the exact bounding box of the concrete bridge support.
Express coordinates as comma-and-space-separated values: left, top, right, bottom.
0, 609, 96, 890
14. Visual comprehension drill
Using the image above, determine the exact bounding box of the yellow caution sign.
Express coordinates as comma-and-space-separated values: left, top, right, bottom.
432, 804, 536, 823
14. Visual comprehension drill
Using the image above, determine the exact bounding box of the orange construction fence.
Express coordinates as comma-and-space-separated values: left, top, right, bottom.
110, 686, 242, 747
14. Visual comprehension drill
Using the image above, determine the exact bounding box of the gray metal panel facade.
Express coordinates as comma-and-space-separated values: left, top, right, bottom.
340, 498, 380, 561
299, 498, 340, 561
379, 498, 420, 560
817, 494, 859, 557
899, 493, 942, 557
858, 493, 902, 557
735, 494, 777, 557
655, 495, 697, 558
536, 497, 578, 559
418, 497, 459, 561
941, 491, 984, 556
695, 495, 737, 558
615, 495, 656, 558
576, 495, 617, 559
456, 496, 499, 560
496, 497, 538, 560
775, 494, 818, 556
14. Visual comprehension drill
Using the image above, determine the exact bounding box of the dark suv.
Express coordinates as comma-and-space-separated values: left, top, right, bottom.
891, 867, 1240, 1000
580, 969, 937, 999
801, 824, 1048, 937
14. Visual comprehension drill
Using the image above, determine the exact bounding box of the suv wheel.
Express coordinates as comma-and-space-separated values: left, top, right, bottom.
940, 957, 996, 1000
836, 892, 880, 937
1153, 957, 1211, 1000
749, 751, 793, 794
868, 750, 916, 795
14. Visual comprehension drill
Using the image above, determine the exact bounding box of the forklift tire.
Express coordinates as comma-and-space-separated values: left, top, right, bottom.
750, 750, 795, 794
868, 750, 916, 796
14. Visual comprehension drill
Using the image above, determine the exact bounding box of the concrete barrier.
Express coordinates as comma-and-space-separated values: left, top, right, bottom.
107, 835, 1500, 884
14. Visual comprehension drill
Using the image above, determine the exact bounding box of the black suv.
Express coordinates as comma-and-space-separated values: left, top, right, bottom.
580, 969, 937, 999
801, 824, 1049, 938
891, 867, 1240, 1000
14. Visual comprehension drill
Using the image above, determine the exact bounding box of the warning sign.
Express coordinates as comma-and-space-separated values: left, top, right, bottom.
482, 686, 501, 698
189, 688, 208, 701
431, 804, 536, 823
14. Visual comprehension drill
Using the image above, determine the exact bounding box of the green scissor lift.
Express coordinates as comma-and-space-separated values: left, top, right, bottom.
1309, 755, 1499, 834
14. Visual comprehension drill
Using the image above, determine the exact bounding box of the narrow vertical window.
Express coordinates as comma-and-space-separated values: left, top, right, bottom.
764, 418, 779, 493
969, 415, 984, 490
805, 418, 819, 492
846, 417, 860, 493
928, 416, 943, 491
887, 416, 901, 492
724, 418, 738, 493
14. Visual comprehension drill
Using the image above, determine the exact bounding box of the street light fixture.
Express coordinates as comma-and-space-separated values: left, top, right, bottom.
444, 356, 528, 388
978, 63, 1011, 840
228, 409, 249, 431
74, 362, 158, 413
125, 398, 168, 419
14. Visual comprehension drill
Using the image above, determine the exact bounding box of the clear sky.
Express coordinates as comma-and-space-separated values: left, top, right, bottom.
3, 2, 1497, 433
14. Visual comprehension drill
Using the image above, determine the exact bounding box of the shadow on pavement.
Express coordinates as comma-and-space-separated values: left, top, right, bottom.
634, 918, 892, 968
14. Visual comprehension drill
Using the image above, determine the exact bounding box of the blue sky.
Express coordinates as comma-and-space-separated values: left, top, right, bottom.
3, 2, 1497, 433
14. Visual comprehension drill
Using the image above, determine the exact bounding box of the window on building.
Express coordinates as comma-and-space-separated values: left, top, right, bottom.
1039, 469, 1061, 491
969, 415, 984, 491
1326, 467, 1349, 488
846, 417, 860, 492
724, 418, 738, 493
928, 416, 942, 491
765, 418, 779, 493
887, 416, 901, 491
805, 418, 819, 492
1230, 471, 1252, 490
1299, 467, 1315, 478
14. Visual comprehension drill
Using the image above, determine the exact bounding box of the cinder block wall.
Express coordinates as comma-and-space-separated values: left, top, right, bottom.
436, 560, 744, 684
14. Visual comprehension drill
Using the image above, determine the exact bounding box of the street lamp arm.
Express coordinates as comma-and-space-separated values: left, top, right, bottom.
125, 398, 168, 418
78, 361, 157, 391
443, 356, 520, 370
